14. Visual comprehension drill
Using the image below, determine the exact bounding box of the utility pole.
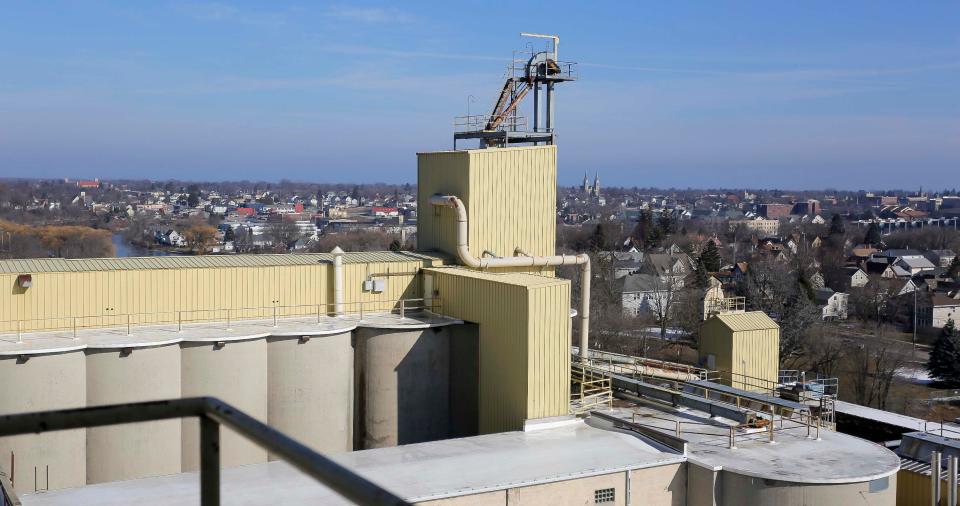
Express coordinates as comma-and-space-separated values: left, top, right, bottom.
913, 286, 918, 354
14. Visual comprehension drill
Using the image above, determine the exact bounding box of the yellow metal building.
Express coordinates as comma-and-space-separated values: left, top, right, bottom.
417, 145, 557, 266
0, 252, 443, 333
424, 267, 571, 433
698, 311, 780, 392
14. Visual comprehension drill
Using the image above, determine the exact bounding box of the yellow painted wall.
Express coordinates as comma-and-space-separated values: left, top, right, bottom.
0, 254, 441, 332
699, 312, 780, 392
417, 146, 557, 261
425, 267, 570, 433
897, 468, 957, 506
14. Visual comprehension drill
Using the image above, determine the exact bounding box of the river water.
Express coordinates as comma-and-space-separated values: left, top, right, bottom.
111, 233, 172, 257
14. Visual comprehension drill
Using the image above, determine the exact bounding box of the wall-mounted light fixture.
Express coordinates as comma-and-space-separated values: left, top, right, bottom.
16, 274, 32, 289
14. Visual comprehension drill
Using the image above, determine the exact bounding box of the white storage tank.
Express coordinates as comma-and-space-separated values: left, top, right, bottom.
267, 330, 353, 457
180, 336, 268, 470
0, 349, 86, 492
85, 342, 181, 484
354, 327, 451, 449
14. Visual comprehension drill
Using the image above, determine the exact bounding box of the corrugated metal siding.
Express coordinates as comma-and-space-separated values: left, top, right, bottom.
897, 464, 958, 505
1, 256, 437, 332
712, 312, 778, 332
425, 267, 570, 433
418, 146, 557, 260
699, 312, 780, 391
0, 251, 444, 273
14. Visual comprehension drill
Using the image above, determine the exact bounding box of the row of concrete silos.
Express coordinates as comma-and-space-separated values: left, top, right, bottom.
0, 321, 460, 493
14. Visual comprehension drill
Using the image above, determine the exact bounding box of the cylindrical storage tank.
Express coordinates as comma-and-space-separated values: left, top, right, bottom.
0, 350, 86, 492
181, 337, 268, 470
267, 331, 353, 458
354, 327, 450, 449
85, 344, 181, 484
721, 471, 897, 505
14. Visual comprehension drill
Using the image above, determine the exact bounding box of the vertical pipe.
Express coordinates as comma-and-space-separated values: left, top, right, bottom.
200, 417, 220, 506
579, 260, 591, 360
546, 82, 554, 135
533, 83, 540, 133
332, 246, 344, 316
930, 452, 940, 506
950, 456, 958, 506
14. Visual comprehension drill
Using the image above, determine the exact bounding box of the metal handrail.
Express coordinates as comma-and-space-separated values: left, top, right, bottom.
0, 397, 408, 506
0, 298, 444, 341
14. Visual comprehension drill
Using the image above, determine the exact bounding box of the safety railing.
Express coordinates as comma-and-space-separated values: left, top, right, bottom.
453, 114, 528, 133
0, 298, 443, 341
0, 397, 408, 506
628, 406, 821, 450
570, 365, 612, 414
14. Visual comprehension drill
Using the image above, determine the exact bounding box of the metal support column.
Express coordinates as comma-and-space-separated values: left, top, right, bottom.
200, 416, 220, 506
933, 451, 942, 506
950, 455, 958, 506
545, 82, 554, 139
532, 83, 540, 133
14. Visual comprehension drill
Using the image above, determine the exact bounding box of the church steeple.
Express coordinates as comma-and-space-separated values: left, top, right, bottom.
592, 172, 600, 197
582, 172, 590, 194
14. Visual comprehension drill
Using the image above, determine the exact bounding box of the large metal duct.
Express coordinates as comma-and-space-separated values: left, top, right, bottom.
428, 195, 591, 359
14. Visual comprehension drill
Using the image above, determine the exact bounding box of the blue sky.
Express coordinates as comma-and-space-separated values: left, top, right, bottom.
1, 2, 957, 190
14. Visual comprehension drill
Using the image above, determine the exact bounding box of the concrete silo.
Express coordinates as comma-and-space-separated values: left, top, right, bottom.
85, 341, 181, 484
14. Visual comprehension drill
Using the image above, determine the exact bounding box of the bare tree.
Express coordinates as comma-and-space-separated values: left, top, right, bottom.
847, 338, 909, 409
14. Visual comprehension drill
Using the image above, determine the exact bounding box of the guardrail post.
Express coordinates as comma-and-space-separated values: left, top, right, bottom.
226, 310, 231, 331
73, 317, 78, 340
728, 426, 736, 449
178, 311, 182, 333
126, 314, 131, 336
317, 305, 321, 324
768, 403, 775, 444
17, 321, 21, 343
200, 416, 220, 506
400, 299, 406, 319
273, 306, 277, 327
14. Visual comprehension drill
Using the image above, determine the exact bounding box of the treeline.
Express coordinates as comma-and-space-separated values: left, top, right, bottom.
0, 219, 114, 259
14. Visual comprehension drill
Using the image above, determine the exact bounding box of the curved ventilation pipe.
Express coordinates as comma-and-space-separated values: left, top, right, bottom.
429, 195, 591, 360
331, 246, 345, 316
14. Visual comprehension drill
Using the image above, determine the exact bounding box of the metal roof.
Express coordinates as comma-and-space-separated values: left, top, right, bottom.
708, 311, 779, 332
423, 266, 569, 287
0, 251, 446, 273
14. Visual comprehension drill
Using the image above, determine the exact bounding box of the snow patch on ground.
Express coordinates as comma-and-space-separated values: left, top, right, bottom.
896, 366, 933, 384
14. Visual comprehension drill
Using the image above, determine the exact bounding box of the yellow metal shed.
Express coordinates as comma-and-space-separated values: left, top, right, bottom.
699, 311, 780, 392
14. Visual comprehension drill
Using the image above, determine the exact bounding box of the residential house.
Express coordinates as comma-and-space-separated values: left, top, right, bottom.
598, 250, 644, 279
814, 288, 849, 320
845, 267, 870, 289
931, 294, 960, 328
926, 249, 957, 269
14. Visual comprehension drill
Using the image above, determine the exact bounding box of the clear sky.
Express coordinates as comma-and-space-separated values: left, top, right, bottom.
1, 2, 957, 190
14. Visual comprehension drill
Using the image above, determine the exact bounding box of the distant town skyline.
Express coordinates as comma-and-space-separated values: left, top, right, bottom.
1, 1, 958, 189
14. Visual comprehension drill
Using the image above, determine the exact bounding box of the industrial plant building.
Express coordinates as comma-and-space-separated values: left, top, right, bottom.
0, 35, 949, 506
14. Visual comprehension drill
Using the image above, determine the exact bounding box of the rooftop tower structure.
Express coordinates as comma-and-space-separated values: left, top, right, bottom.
453, 33, 576, 149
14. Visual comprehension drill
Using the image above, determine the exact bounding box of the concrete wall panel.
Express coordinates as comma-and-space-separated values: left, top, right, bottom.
0, 351, 86, 492
85, 345, 181, 484
355, 327, 450, 449
267, 332, 353, 457
181, 338, 268, 470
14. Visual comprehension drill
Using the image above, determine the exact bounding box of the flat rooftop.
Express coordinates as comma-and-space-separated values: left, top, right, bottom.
0, 311, 461, 356
592, 403, 900, 484
19, 420, 684, 505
